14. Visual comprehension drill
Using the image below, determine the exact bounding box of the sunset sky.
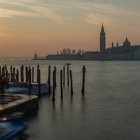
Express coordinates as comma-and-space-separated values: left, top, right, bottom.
0, 0, 140, 57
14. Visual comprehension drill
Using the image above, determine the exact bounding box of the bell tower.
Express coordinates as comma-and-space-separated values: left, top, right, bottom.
100, 23, 106, 53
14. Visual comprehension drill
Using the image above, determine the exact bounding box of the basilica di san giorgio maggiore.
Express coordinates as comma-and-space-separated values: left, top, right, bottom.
33, 24, 140, 60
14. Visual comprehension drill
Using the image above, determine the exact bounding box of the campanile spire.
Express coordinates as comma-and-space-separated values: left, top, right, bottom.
100, 23, 106, 53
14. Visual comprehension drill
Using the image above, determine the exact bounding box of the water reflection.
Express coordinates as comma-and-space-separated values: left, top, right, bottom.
5, 60, 140, 140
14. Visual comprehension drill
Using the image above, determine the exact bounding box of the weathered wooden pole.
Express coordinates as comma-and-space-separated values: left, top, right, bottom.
52, 70, 56, 102
0, 66, 1, 75
54, 66, 57, 88
60, 69, 63, 99
20, 65, 22, 82
38, 68, 41, 97
20, 65, 24, 82
2, 66, 5, 79
6, 69, 9, 81
0, 66, 1, 78
16, 69, 19, 82
1, 79, 5, 97
81, 65, 86, 95
25, 66, 29, 83
70, 70, 73, 95
67, 65, 70, 86
63, 65, 65, 86
4, 64, 7, 71
4, 65, 7, 79
47, 65, 51, 94
32, 67, 34, 83
13, 67, 15, 82
37, 65, 39, 83
2, 66, 5, 78
23, 65, 24, 82
28, 67, 31, 95
10, 66, 13, 82
2, 66, 4, 79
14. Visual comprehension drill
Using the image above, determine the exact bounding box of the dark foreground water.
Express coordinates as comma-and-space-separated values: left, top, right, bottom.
1, 59, 140, 140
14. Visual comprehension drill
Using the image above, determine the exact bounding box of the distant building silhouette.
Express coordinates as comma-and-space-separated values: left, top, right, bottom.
85, 24, 140, 60
100, 23, 106, 53
34, 23, 140, 60
34, 52, 37, 60
106, 37, 139, 60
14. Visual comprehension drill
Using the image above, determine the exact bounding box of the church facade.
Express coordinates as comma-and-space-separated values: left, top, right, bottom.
105, 38, 140, 60
85, 24, 140, 60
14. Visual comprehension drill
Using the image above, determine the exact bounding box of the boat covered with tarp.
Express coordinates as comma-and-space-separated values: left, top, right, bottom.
0, 117, 27, 140
5, 82, 49, 95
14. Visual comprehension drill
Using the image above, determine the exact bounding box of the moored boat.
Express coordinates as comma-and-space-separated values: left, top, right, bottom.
0, 117, 27, 140
5, 82, 49, 95
5, 82, 28, 94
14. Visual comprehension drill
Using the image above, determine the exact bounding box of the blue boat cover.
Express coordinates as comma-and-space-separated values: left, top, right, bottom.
0, 119, 26, 140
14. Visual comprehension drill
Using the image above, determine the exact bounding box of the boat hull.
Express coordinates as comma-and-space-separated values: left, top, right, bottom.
5, 82, 49, 95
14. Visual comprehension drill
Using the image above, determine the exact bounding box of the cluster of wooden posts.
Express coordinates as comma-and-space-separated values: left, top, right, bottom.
0, 65, 39, 83
51, 64, 86, 102
0, 64, 42, 97
0, 64, 86, 100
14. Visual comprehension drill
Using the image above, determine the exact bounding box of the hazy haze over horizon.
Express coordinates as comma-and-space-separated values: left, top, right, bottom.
0, 0, 140, 57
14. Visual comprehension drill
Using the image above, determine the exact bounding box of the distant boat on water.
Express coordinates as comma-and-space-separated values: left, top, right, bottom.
66, 63, 71, 65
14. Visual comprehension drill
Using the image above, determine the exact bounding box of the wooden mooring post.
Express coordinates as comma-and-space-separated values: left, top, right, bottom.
25, 66, 29, 83
47, 65, 51, 94
63, 65, 65, 86
70, 70, 73, 95
52, 69, 56, 102
6, 69, 9, 81
13, 67, 16, 82
4, 65, 8, 80
60, 69, 63, 100
10, 66, 13, 82
54, 66, 57, 88
38, 68, 41, 97
67, 65, 70, 86
20, 65, 24, 82
0, 66, 1, 77
32, 67, 34, 83
81, 65, 86, 95
16, 69, 19, 82
37, 65, 39, 83
2, 66, 5, 78
28, 67, 31, 95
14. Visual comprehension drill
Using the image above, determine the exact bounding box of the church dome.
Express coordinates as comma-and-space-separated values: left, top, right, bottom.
123, 38, 131, 47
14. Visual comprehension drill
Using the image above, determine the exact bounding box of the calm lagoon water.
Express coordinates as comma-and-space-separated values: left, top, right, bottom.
1, 59, 140, 140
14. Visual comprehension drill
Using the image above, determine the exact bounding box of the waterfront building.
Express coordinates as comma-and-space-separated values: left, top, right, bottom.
85, 24, 140, 60
34, 23, 140, 60
106, 38, 140, 60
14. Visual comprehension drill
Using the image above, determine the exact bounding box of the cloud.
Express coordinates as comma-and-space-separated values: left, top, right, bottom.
0, 0, 33, 5
0, 0, 63, 23
85, 13, 112, 25
30, 6, 63, 23
0, 8, 35, 18
91, 3, 140, 18
75, 2, 140, 25
0, 0, 140, 25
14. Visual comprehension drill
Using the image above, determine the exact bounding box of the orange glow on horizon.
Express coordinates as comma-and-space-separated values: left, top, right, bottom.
0, 1, 140, 57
